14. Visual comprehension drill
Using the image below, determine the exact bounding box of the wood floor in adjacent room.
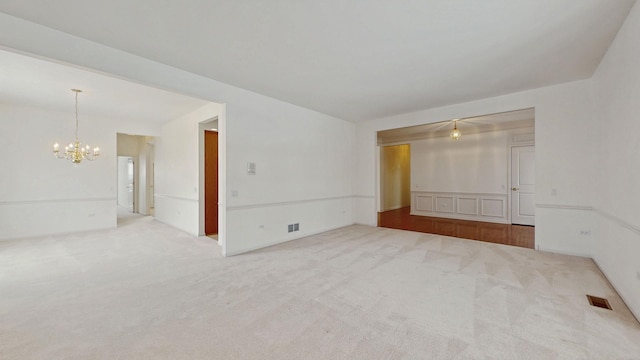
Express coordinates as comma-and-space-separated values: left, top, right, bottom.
379, 207, 535, 249
1, 215, 639, 359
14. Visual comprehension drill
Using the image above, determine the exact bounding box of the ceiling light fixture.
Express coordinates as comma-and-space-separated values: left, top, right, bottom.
53, 89, 100, 164
450, 120, 461, 141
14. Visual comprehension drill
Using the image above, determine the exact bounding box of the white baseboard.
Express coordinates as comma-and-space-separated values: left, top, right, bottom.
223, 222, 355, 257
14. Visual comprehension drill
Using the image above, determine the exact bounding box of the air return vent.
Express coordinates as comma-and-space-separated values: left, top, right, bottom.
586, 295, 612, 310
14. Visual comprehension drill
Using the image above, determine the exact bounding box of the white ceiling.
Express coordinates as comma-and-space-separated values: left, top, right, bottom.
0, 50, 210, 123
0, 1, 636, 122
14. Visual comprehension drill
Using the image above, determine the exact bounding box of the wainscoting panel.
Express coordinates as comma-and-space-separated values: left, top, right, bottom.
415, 195, 434, 211
435, 196, 454, 213
481, 198, 506, 218
411, 191, 508, 224
457, 197, 478, 215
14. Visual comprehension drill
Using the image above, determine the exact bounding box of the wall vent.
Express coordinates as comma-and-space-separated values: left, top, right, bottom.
587, 295, 612, 310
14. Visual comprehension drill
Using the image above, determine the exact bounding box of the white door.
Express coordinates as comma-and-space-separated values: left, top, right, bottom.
511, 146, 535, 225
117, 156, 134, 212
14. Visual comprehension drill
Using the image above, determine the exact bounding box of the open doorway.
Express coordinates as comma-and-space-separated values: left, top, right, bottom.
116, 133, 155, 226
199, 119, 219, 239
204, 130, 219, 236
376, 108, 535, 249
379, 144, 411, 223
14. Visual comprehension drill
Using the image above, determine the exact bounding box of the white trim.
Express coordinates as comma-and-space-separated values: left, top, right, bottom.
154, 194, 198, 203
536, 203, 593, 211
536, 246, 591, 258
411, 191, 509, 197
227, 195, 353, 211
594, 208, 640, 236
0, 197, 116, 205
353, 195, 375, 199
223, 223, 355, 256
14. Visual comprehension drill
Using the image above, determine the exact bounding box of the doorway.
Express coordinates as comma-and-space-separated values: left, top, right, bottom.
375, 108, 535, 248
379, 144, 411, 213
204, 130, 219, 235
116, 133, 155, 226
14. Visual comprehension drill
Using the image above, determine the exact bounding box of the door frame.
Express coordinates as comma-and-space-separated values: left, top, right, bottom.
508, 143, 536, 225
198, 117, 219, 237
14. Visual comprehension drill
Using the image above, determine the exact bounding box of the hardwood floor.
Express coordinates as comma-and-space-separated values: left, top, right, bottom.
379, 207, 534, 249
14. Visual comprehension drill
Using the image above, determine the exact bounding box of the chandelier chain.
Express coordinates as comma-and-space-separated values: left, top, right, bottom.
75, 90, 79, 140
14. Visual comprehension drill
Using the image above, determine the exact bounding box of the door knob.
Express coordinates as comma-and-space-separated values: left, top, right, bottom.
511, 187, 519, 191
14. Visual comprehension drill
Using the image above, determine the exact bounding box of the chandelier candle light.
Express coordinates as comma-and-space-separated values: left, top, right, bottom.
53, 89, 100, 164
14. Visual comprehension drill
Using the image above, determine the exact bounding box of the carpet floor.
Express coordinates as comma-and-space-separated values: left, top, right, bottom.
1, 215, 639, 359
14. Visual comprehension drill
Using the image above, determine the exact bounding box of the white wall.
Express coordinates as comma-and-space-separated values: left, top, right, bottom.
116, 133, 140, 157
0, 13, 357, 256
137, 138, 152, 215
224, 98, 355, 255
355, 80, 597, 256
0, 104, 159, 239
591, 1, 640, 320
411, 130, 515, 194
407, 128, 534, 223
154, 103, 223, 237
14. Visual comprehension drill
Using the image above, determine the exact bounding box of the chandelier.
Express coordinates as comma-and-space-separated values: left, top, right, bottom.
450, 120, 461, 141
53, 89, 100, 164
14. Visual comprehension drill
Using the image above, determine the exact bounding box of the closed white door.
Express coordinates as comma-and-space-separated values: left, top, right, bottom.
511, 146, 535, 225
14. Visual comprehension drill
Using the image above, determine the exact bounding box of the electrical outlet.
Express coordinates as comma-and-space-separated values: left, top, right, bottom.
579, 230, 591, 236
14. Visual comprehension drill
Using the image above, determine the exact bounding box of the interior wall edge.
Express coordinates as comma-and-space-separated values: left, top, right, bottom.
592, 257, 640, 324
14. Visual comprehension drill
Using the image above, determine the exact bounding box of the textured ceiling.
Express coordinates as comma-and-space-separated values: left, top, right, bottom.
0, 0, 636, 121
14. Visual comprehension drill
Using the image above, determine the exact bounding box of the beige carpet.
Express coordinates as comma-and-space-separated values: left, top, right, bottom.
1, 216, 639, 359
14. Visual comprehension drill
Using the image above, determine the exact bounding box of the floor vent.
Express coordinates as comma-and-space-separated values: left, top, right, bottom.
587, 295, 612, 310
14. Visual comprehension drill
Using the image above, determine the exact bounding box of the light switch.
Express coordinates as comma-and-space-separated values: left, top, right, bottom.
247, 162, 256, 175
